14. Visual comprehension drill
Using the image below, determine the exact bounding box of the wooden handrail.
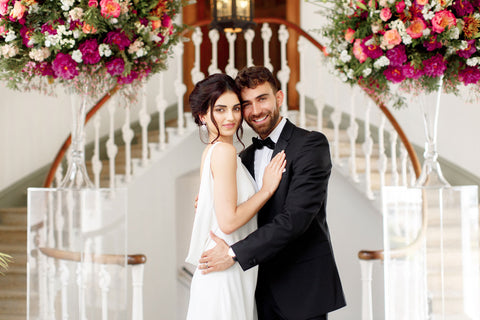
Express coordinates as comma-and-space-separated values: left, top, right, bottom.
39, 246, 146, 266
43, 85, 121, 188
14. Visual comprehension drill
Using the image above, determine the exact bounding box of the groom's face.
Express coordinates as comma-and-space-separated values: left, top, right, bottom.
241, 82, 283, 139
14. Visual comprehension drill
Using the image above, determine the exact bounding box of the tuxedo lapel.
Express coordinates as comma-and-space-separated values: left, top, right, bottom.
241, 146, 256, 179
271, 119, 295, 159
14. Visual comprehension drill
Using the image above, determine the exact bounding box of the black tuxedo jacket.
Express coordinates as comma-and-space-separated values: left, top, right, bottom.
232, 119, 346, 319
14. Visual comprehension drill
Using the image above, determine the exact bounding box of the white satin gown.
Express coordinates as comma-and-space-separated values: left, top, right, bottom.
185, 142, 258, 320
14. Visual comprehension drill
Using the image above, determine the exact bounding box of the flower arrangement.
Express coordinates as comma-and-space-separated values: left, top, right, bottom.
318, 0, 480, 107
0, 0, 184, 98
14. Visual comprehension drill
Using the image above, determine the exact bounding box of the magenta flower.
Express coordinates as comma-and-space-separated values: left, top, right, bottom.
104, 30, 131, 50
41, 23, 57, 35
457, 40, 476, 58
458, 66, 480, 85
79, 39, 101, 64
52, 53, 78, 80
384, 66, 406, 83
453, 0, 474, 16
386, 45, 407, 66
423, 54, 447, 77
361, 36, 383, 59
36, 61, 56, 77
423, 36, 442, 51
396, 1, 406, 13
403, 63, 424, 79
20, 26, 34, 48
118, 70, 139, 84
106, 57, 125, 76
162, 14, 173, 35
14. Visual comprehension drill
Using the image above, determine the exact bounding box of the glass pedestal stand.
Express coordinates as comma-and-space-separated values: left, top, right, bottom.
27, 188, 128, 319
383, 186, 479, 320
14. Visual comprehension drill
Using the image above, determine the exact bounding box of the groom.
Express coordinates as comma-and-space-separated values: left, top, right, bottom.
199, 66, 346, 319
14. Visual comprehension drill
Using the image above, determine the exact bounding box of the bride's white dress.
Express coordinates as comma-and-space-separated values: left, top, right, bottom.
185, 142, 258, 320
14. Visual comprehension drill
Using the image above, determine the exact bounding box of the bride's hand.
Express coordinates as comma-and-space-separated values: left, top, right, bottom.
261, 151, 286, 195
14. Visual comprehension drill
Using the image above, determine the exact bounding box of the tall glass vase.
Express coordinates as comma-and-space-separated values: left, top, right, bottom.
58, 89, 94, 188
414, 76, 450, 188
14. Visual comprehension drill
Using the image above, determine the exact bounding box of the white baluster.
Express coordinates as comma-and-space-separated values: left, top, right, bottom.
54, 165, 63, 188
347, 89, 359, 182
400, 146, 408, 186
315, 56, 325, 132
106, 97, 118, 188
39, 250, 48, 319
99, 266, 112, 320
122, 101, 134, 183
377, 114, 387, 190
156, 73, 168, 151
389, 126, 399, 186
92, 115, 102, 188
47, 258, 56, 319
225, 32, 238, 78
208, 29, 221, 75
55, 190, 64, 249
409, 163, 416, 186
139, 81, 151, 166
174, 43, 186, 135
261, 23, 273, 72
360, 260, 374, 320
66, 190, 74, 248
296, 37, 307, 128
132, 264, 145, 320
47, 192, 55, 247
277, 25, 290, 117
363, 102, 374, 200
60, 261, 70, 320
191, 27, 205, 84
76, 264, 87, 320
331, 109, 342, 165
244, 29, 255, 67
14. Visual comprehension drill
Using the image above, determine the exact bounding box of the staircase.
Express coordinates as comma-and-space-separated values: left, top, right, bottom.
0, 208, 27, 320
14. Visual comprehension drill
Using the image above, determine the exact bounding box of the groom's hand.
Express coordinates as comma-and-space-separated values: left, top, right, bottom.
198, 231, 235, 274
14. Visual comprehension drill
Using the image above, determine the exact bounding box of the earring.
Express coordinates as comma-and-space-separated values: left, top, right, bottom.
200, 121, 208, 134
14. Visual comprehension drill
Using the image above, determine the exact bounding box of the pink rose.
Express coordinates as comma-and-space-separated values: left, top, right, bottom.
0, 0, 9, 15
431, 10, 456, 33
353, 39, 367, 63
380, 8, 392, 21
417, 0, 429, 5
10, 1, 26, 20
382, 29, 402, 49
345, 28, 355, 43
406, 18, 427, 39
88, 0, 98, 7
100, 0, 121, 18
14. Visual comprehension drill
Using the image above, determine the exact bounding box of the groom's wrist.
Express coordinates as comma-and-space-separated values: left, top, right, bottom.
228, 247, 238, 262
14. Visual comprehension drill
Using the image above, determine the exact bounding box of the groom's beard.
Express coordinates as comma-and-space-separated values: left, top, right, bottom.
245, 105, 281, 138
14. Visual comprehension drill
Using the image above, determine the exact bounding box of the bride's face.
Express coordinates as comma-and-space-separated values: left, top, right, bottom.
202, 91, 242, 142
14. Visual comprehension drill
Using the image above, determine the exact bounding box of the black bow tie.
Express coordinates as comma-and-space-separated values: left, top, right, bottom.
252, 137, 275, 150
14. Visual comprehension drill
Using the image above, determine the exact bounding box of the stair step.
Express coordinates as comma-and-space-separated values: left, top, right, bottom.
0, 269, 26, 291
0, 208, 27, 226
0, 226, 27, 245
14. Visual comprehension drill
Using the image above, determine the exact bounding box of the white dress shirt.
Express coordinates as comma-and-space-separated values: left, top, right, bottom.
254, 117, 287, 189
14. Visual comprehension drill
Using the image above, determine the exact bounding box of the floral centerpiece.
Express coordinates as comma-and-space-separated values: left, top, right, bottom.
319, 0, 480, 107
0, 0, 184, 98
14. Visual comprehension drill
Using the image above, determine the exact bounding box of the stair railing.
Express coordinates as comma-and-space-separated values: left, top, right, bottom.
41, 17, 424, 319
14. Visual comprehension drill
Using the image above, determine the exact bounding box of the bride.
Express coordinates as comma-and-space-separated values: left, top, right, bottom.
185, 73, 286, 320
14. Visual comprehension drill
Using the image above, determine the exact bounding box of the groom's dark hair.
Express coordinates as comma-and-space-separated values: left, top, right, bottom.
235, 66, 279, 93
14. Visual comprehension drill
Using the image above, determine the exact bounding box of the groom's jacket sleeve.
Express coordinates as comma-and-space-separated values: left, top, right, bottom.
232, 131, 332, 271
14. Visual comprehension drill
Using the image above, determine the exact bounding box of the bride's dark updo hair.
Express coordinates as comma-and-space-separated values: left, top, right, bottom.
190, 73, 244, 145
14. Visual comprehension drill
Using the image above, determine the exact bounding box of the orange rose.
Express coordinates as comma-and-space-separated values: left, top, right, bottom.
382, 29, 402, 49
345, 28, 355, 43
10, 1, 26, 20
82, 23, 97, 34
417, 0, 428, 4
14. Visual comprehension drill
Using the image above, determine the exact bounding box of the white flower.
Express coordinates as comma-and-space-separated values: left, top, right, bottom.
1, 44, 19, 58
69, 7, 84, 21
405, 0, 412, 6
363, 67, 372, 77
60, 38, 76, 49
374, 56, 390, 69
99, 44, 112, 57
447, 27, 460, 40
28, 3, 40, 14
347, 69, 354, 79
340, 50, 351, 63
467, 57, 479, 66
458, 40, 469, 50
29, 47, 51, 62
402, 34, 412, 45
136, 48, 146, 58
423, 28, 431, 36
423, 11, 434, 20
61, 0, 74, 11
339, 73, 348, 82
45, 34, 60, 47
128, 39, 144, 54
71, 50, 83, 63
5, 30, 16, 42
73, 30, 80, 39
111, 18, 118, 24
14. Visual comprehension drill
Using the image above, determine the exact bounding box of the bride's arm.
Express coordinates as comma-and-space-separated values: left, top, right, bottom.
211, 143, 285, 235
